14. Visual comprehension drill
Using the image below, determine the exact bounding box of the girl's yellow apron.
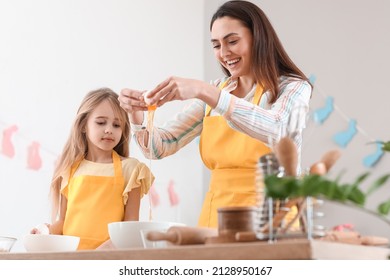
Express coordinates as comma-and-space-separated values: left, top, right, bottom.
62, 151, 125, 250
198, 81, 271, 227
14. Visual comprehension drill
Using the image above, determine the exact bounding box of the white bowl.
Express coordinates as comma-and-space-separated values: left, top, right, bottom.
108, 221, 185, 249
23, 234, 80, 252
0, 236, 17, 252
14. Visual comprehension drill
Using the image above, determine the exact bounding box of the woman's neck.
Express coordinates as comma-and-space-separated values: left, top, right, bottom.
232, 76, 255, 98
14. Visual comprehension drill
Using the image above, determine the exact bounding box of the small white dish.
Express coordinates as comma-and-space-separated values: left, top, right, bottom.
23, 234, 80, 252
0, 236, 17, 252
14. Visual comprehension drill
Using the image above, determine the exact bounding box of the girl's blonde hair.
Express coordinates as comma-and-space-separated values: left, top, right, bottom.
50, 88, 130, 221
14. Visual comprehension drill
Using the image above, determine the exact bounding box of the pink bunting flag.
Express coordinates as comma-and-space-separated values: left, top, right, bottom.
167, 179, 179, 206
1, 125, 18, 158
27, 141, 42, 170
149, 183, 160, 207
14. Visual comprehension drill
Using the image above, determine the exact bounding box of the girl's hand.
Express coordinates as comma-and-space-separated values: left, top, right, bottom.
96, 239, 115, 250
145, 76, 220, 108
119, 88, 148, 113
30, 223, 50, 234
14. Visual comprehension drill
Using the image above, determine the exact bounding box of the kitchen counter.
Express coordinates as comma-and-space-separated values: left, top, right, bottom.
1, 239, 389, 260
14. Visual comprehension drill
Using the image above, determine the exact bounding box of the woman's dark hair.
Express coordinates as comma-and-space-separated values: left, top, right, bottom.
210, 0, 310, 103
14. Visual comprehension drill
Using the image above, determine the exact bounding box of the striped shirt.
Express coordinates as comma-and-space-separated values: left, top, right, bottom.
131, 75, 312, 170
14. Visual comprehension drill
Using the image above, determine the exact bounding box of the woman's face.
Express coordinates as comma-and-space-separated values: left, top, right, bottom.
211, 16, 253, 79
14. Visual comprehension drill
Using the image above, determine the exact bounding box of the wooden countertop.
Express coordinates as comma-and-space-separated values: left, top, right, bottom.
1, 239, 389, 260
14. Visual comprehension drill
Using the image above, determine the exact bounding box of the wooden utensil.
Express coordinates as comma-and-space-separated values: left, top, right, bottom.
320, 149, 341, 172
281, 198, 307, 234
274, 137, 298, 177
146, 226, 218, 245
321, 231, 389, 246
260, 197, 302, 233
205, 231, 263, 244
309, 162, 327, 175
360, 236, 389, 246
204, 235, 237, 244
235, 231, 258, 242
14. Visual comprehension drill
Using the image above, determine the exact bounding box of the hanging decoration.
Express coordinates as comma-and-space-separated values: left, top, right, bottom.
313, 96, 334, 124
363, 141, 385, 168
333, 119, 357, 148
308, 74, 386, 167
27, 141, 42, 170
167, 179, 179, 206
1, 124, 18, 158
149, 183, 160, 207
0, 121, 56, 172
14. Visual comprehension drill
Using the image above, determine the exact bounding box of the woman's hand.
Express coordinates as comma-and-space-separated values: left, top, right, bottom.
119, 88, 148, 113
145, 76, 221, 108
119, 88, 148, 125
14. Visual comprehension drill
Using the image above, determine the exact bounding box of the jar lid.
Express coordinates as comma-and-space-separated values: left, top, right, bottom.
217, 206, 257, 213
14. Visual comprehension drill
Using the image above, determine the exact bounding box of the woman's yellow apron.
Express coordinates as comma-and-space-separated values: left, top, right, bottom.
198, 82, 271, 227
62, 151, 125, 250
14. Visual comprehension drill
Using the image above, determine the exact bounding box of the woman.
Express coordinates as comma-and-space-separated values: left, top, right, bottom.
119, 0, 312, 227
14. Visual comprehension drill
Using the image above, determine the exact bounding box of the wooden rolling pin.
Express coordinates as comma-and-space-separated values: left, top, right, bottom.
321, 231, 389, 246
321, 230, 362, 245
146, 226, 218, 245
360, 236, 389, 246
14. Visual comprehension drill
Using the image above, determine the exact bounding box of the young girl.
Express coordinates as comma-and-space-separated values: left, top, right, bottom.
32, 88, 154, 250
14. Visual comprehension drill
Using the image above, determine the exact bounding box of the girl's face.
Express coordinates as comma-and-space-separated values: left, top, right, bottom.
85, 100, 123, 160
211, 16, 253, 79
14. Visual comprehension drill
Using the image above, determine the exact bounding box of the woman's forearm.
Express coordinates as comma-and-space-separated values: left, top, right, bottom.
129, 111, 144, 126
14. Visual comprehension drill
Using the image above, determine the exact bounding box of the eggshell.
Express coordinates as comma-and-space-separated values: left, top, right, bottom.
35, 223, 50, 235
143, 90, 154, 106
309, 162, 327, 175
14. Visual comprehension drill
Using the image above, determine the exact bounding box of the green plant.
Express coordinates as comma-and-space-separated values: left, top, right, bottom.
379, 141, 390, 152
264, 172, 390, 215
375, 140, 390, 213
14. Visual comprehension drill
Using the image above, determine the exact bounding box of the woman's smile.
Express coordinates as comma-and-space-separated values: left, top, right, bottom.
225, 57, 241, 70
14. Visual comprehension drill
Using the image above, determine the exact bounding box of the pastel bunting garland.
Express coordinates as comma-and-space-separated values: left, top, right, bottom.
308, 74, 385, 167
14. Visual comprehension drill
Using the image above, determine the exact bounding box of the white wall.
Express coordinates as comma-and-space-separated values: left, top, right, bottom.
0, 0, 205, 252
204, 0, 390, 235
256, 0, 390, 215
2, 0, 390, 253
